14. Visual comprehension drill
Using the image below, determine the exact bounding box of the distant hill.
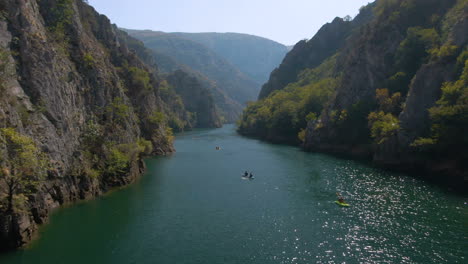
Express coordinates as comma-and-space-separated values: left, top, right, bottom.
126, 30, 258, 106
171, 32, 288, 84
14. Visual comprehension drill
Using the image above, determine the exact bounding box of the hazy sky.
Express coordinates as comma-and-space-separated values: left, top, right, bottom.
87, 0, 374, 45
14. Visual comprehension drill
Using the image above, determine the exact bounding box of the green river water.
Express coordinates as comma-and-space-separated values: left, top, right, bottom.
1, 125, 466, 263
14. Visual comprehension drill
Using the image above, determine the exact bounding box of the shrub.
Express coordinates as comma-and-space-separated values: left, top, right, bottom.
148, 111, 165, 125
128, 67, 151, 91
105, 146, 130, 177
298, 129, 307, 143
83, 53, 95, 68
137, 138, 153, 155
106, 97, 130, 127
368, 111, 400, 144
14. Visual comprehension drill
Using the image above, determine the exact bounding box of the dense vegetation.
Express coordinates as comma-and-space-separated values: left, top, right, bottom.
238, 56, 339, 143
239, 0, 467, 186
412, 50, 468, 156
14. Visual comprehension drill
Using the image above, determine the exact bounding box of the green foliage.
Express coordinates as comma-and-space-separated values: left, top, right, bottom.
128, 66, 151, 91
0, 128, 48, 212
18, 105, 31, 126
239, 74, 337, 142
430, 44, 458, 59
83, 53, 96, 68
103, 140, 152, 179
411, 137, 436, 147
82, 120, 103, 149
105, 146, 130, 177
148, 111, 165, 125
86, 168, 100, 179
238, 53, 339, 142
416, 55, 468, 151
396, 27, 440, 75
0, 47, 13, 92
47, 0, 74, 43
165, 127, 175, 145
167, 114, 186, 132
137, 138, 153, 155
305, 112, 318, 122
441, 0, 468, 38
298, 129, 307, 143
106, 97, 130, 127
386, 72, 410, 95
368, 111, 400, 144
375, 88, 402, 114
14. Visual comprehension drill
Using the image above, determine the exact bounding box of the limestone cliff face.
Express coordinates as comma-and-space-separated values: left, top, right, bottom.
304, 0, 467, 187
258, 4, 374, 100
239, 0, 466, 189
166, 70, 222, 128
0, 0, 188, 249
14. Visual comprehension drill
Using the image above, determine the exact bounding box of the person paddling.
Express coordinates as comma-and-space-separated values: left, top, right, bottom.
336, 192, 345, 203
243, 171, 249, 177
249, 172, 253, 178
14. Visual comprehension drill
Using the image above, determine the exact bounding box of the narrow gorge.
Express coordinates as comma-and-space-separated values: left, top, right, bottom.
0, 0, 466, 261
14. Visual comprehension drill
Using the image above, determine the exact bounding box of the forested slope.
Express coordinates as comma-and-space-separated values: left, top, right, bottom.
238, 0, 467, 189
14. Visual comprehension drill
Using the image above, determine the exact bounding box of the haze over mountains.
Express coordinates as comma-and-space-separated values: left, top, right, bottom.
126, 29, 288, 121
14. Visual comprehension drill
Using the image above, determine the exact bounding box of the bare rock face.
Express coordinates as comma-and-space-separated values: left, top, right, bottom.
0, 0, 180, 250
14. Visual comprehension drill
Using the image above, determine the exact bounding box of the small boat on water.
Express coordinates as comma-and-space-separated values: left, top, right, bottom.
335, 200, 350, 207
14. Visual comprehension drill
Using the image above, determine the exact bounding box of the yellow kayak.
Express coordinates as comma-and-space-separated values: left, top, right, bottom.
335, 201, 350, 207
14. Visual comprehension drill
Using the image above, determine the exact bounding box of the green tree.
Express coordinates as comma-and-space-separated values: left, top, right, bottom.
413, 56, 468, 151
0, 128, 47, 212
368, 111, 400, 144
106, 97, 131, 128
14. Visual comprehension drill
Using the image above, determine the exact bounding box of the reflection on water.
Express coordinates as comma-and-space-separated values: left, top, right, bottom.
0, 125, 466, 264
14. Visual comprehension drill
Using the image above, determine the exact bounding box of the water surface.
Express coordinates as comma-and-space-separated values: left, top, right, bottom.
1, 125, 466, 263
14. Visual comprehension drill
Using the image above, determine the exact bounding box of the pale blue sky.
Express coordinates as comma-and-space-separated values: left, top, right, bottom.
88, 0, 374, 45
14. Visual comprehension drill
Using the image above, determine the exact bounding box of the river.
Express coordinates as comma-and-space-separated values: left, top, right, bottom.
1, 125, 466, 263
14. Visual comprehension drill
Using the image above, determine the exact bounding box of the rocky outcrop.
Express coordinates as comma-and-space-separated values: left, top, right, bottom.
239, 0, 466, 190
166, 70, 222, 128
258, 4, 374, 99
303, 0, 467, 189
0, 0, 194, 250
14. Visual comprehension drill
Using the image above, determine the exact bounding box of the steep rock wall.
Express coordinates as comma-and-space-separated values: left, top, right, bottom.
0, 0, 177, 249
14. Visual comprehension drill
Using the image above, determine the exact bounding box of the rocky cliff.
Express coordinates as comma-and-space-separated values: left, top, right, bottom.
258, 4, 374, 99
0, 0, 214, 250
126, 30, 259, 104
239, 0, 467, 190
166, 70, 222, 128
304, 0, 467, 188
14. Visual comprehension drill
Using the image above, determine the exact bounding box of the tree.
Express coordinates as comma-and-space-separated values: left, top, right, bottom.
0, 128, 47, 213
368, 111, 400, 144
